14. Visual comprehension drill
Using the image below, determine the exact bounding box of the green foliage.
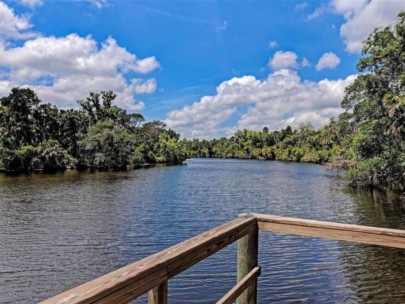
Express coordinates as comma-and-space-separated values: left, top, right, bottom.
339, 11, 405, 191
154, 133, 189, 164
344, 157, 386, 187
188, 122, 345, 165
79, 120, 136, 169
0, 88, 186, 172
1, 11, 404, 194
40, 140, 76, 171
187, 11, 405, 193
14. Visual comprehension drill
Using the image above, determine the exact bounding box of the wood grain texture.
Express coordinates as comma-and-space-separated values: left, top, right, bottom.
217, 267, 261, 304
41, 212, 405, 304
40, 217, 257, 304
148, 281, 168, 304
236, 217, 258, 304
253, 213, 405, 249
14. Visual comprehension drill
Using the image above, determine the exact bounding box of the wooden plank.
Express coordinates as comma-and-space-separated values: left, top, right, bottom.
95, 269, 167, 304
217, 267, 261, 304
148, 281, 168, 304
40, 217, 257, 304
167, 224, 257, 279
253, 213, 405, 249
236, 219, 258, 304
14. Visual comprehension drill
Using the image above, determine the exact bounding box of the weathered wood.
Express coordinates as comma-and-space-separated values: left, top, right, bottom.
237, 214, 258, 304
40, 217, 256, 304
217, 266, 261, 304
254, 213, 405, 249
148, 281, 168, 304
95, 269, 167, 304
41, 212, 405, 304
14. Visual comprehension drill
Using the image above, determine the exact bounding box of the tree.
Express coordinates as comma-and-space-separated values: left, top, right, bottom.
0, 88, 187, 172
0, 87, 41, 148
155, 133, 189, 164
78, 120, 137, 169
340, 11, 405, 191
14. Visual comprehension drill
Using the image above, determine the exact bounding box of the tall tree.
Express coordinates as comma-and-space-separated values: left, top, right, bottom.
0, 87, 41, 148
341, 11, 405, 191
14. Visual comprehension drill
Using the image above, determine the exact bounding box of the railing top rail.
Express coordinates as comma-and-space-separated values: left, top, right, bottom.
251, 212, 405, 249
40, 216, 257, 304
41, 213, 405, 304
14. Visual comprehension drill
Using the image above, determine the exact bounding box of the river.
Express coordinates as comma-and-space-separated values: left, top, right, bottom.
1, 159, 405, 303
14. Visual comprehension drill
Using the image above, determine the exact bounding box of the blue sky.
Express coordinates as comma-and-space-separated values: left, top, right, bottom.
0, 0, 404, 138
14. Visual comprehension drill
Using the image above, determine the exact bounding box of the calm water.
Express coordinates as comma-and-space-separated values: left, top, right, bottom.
1, 159, 405, 304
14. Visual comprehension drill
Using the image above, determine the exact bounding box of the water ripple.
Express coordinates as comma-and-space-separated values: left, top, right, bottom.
0, 159, 405, 303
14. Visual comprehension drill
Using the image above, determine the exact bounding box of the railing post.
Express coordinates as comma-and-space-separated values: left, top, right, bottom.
237, 214, 258, 304
148, 281, 168, 304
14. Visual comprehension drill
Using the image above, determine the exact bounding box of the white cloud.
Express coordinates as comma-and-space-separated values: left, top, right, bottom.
295, 2, 308, 10
0, 35, 160, 80
307, 5, 330, 20
315, 52, 341, 70
86, 0, 108, 9
269, 51, 299, 70
308, 1, 403, 52
331, 0, 368, 18
165, 69, 356, 138
0, 74, 149, 110
0, 2, 160, 110
331, 0, 403, 53
131, 78, 157, 94
131, 56, 161, 74
308, 1, 369, 20
268, 40, 278, 49
15, 0, 43, 8
0, 1, 35, 39
301, 57, 310, 67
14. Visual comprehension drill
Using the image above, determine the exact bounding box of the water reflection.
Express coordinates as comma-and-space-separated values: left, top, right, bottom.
0, 159, 404, 303
336, 189, 405, 304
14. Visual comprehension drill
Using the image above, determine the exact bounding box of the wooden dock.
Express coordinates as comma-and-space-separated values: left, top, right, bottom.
40, 213, 405, 304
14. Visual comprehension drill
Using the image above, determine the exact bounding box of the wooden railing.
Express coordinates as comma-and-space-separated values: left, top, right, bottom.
41, 213, 405, 304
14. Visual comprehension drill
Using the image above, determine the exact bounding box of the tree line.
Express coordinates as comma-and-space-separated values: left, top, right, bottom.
187, 12, 405, 193
0, 12, 404, 193
0, 89, 189, 172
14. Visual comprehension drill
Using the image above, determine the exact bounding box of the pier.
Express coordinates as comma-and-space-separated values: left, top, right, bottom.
41, 213, 405, 304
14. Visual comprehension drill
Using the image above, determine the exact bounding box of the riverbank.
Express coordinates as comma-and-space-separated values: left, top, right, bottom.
0, 160, 186, 174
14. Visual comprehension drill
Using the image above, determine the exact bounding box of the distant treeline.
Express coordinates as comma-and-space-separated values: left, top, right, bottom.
186, 12, 405, 193
0, 89, 189, 172
185, 122, 350, 164
1, 12, 404, 194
